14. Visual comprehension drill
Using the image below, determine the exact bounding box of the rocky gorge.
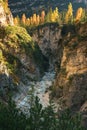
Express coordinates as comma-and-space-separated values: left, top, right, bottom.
0, 1, 49, 101
0, 0, 87, 128
30, 23, 87, 120
53, 23, 87, 126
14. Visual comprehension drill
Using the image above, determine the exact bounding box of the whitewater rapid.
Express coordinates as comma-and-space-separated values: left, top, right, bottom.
13, 71, 56, 112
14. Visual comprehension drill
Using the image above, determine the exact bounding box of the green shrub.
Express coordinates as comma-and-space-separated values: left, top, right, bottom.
5, 26, 32, 43
0, 96, 86, 130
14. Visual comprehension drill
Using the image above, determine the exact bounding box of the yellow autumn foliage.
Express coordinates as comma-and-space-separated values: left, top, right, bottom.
75, 7, 83, 22
65, 3, 73, 23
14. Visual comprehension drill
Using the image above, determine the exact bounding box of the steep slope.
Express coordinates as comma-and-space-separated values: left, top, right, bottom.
0, 0, 49, 100
0, 2, 87, 127
53, 22, 87, 126
0, 0, 13, 26
30, 23, 62, 68
0, 0, 50, 103
0, 25, 49, 99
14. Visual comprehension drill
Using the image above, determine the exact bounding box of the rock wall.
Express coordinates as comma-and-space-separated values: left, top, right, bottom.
0, 1, 14, 26
53, 23, 87, 127
31, 23, 62, 69
0, 25, 49, 100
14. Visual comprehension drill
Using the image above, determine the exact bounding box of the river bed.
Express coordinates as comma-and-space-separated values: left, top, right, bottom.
13, 71, 56, 112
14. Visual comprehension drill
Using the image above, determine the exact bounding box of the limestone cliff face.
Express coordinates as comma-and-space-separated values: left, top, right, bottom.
0, 25, 49, 99
0, 1, 14, 26
54, 23, 87, 126
31, 23, 62, 68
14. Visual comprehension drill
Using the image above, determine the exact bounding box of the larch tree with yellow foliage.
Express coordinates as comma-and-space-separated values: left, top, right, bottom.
36, 15, 40, 25
50, 13, 55, 22
50, 7, 58, 22
21, 13, 26, 25
65, 3, 73, 24
41, 10, 45, 23
75, 7, 83, 23
14, 17, 19, 25
32, 13, 37, 25
81, 9, 87, 22
30, 16, 33, 25
26, 18, 30, 26
53, 7, 59, 22
13, 3, 87, 27
14, 15, 20, 25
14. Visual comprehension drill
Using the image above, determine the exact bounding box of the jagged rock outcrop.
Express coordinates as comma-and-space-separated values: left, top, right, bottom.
0, 1, 49, 102
0, 0, 14, 26
0, 1, 87, 126
0, 25, 49, 99
31, 23, 62, 68
53, 22, 87, 127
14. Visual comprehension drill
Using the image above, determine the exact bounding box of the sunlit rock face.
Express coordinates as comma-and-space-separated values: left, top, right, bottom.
0, 2, 14, 26
0, 23, 49, 101
54, 23, 87, 118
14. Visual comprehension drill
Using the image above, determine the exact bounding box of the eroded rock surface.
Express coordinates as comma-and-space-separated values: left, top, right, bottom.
0, 1, 13, 26
31, 23, 62, 68
54, 23, 87, 127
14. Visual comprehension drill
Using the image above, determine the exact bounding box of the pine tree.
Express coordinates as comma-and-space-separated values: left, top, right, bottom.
60, 11, 66, 24
45, 8, 53, 22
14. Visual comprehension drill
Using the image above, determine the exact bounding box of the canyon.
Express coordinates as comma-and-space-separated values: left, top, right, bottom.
0, 0, 87, 128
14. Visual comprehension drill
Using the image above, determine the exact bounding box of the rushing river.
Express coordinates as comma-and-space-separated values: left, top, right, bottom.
13, 71, 56, 112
